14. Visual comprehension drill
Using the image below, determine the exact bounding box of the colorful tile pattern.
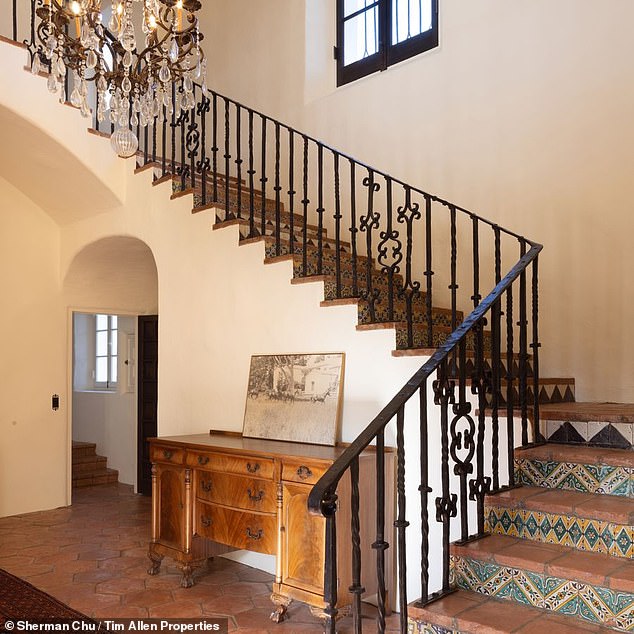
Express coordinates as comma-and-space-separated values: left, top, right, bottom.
515, 457, 633, 498
408, 621, 455, 634
451, 555, 634, 631
485, 504, 634, 558
546, 420, 634, 450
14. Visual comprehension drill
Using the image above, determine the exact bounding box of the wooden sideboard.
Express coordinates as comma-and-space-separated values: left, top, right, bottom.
147, 432, 394, 622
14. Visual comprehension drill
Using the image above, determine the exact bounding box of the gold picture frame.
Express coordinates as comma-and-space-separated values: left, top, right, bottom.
242, 353, 345, 446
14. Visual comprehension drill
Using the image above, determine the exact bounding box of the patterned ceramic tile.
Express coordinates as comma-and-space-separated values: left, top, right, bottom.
515, 458, 632, 497
451, 555, 634, 631
485, 505, 632, 559
408, 621, 455, 634
545, 420, 634, 450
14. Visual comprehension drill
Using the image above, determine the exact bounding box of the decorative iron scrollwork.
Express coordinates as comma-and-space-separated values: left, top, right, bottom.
469, 475, 491, 502
435, 494, 458, 523
450, 409, 476, 478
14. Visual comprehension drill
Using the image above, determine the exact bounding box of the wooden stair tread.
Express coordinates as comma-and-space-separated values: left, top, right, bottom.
516, 442, 634, 469
408, 589, 614, 634
538, 402, 634, 423
487, 485, 634, 525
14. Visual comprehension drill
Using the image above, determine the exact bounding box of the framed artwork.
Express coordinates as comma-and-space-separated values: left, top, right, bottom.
242, 353, 345, 446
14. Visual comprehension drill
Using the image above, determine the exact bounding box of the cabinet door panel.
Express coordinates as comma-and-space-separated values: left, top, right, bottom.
157, 467, 186, 549
281, 482, 325, 595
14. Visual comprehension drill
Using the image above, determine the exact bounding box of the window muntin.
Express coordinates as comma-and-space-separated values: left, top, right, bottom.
95, 314, 118, 390
337, 0, 438, 86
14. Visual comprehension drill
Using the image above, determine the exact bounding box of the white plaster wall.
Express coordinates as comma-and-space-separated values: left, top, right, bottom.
0, 175, 66, 517
200, 0, 634, 403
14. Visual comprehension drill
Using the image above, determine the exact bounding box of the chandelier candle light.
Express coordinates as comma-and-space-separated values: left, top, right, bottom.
33, 0, 206, 158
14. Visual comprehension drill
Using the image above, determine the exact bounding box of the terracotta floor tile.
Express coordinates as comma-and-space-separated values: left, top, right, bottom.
220, 581, 271, 597
68, 592, 123, 616
74, 568, 120, 583
455, 599, 539, 633
486, 486, 543, 506
97, 576, 147, 595
517, 612, 600, 633
149, 600, 204, 618
77, 548, 122, 561
124, 589, 175, 608
408, 591, 487, 629
201, 594, 255, 616
608, 561, 634, 593
523, 489, 590, 514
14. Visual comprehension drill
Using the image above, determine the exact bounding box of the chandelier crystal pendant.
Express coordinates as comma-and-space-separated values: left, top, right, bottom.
34, 0, 206, 158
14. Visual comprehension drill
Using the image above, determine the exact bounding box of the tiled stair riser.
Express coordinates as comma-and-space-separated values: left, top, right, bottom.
546, 421, 634, 450
515, 458, 633, 497
485, 381, 575, 407
485, 505, 633, 558
407, 622, 454, 634
450, 555, 634, 631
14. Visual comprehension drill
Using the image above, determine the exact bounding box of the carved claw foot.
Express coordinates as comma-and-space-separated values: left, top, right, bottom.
269, 593, 292, 623
179, 564, 195, 588
147, 550, 163, 576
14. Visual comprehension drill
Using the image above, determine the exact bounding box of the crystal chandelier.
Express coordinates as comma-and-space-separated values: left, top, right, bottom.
33, 0, 206, 158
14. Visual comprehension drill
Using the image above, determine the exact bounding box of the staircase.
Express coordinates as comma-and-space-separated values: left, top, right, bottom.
3, 6, 633, 633
71, 441, 119, 488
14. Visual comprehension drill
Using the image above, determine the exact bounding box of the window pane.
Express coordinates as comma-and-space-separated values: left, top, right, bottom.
96, 331, 108, 356
96, 314, 108, 330
392, 0, 433, 45
111, 330, 118, 355
110, 315, 118, 329
96, 357, 108, 383
111, 356, 118, 383
343, 6, 379, 65
343, 0, 376, 18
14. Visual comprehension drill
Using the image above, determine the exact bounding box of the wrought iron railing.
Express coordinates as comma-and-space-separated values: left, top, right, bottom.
4, 4, 543, 632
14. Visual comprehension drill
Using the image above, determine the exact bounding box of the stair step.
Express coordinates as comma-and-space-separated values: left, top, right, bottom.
540, 403, 634, 450
71, 441, 97, 458
395, 322, 493, 353
485, 486, 634, 558
72, 467, 119, 488
515, 442, 634, 497
449, 533, 634, 631
72, 455, 108, 473
408, 589, 615, 634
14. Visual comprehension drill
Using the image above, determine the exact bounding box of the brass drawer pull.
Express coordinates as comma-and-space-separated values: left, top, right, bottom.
246, 527, 263, 541
197, 455, 210, 466
296, 465, 313, 480
247, 488, 264, 502
200, 479, 212, 493
163, 449, 173, 460
246, 462, 260, 474
200, 515, 212, 527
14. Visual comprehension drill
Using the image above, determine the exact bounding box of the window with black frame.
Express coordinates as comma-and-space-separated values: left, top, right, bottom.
336, 0, 438, 86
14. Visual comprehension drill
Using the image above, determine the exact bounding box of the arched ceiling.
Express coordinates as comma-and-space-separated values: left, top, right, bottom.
0, 103, 122, 226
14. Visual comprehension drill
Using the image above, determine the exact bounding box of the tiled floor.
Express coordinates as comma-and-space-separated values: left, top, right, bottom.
0, 484, 401, 633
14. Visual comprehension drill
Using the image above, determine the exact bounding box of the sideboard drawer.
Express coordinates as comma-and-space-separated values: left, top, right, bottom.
150, 444, 185, 465
186, 451, 275, 480
196, 502, 276, 555
282, 460, 329, 485
196, 471, 277, 514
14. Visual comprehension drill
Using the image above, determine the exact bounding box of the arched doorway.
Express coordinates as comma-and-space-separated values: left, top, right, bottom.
63, 236, 158, 496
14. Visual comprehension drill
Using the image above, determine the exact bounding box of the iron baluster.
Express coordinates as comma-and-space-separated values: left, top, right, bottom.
491, 226, 502, 491
301, 136, 309, 275
248, 110, 255, 237
519, 239, 529, 445
372, 429, 387, 633
360, 169, 381, 322
224, 98, 231, 219
143, 114, 148, 166
471, 216, 481, 309
377, 177, 402, 323
349, 160, 359, 296
170, 82, 176, 180
317, 143, 324, 274
322, 491, 339, 634
161, 102, 167, 178
424, 195, 434, 347
451, 338, 475, 542
395, 406, 409, 634
396, 186, 421, 349
433, 360, 457, 593
531, 255, 541, 440
348, 457, 363, 634
212, 92, 218, 205
196, 95, 210, 207
260, 115, 267, 239
274, 121, 281, 255
235, 104, 243, 218
418, 381, 430, 606
333, 151, 342, 297
288, 130, 295, 258
152, 111, 157, 166
186, 95, 199, 193
12, 0, 17, 40
506, 286, 515, 486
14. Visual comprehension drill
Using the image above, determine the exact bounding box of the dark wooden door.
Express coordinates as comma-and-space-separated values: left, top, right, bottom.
137, 315, 158, 496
